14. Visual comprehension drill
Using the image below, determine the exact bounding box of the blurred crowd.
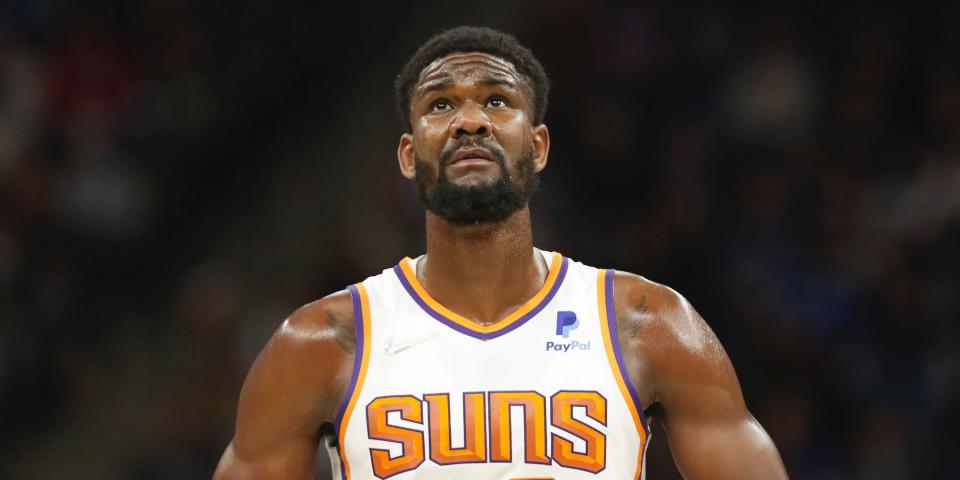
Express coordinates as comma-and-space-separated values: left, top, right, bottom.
1, 2, 957, 479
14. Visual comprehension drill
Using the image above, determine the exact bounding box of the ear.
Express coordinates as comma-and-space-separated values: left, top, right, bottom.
531, 124, 550, 174
397, 132, 416, 179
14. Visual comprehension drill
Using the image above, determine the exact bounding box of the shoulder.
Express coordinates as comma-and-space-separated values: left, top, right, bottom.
611, 271, 727, 403
238, 289, 357, 425
223, 290, 358, 470
279, 289, 357, 354
611, 270, 702, 337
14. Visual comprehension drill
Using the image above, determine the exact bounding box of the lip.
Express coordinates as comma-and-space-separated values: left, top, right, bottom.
450, 147, 495, 165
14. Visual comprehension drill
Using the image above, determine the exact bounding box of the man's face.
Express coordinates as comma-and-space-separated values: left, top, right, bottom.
397, 52, 550, 225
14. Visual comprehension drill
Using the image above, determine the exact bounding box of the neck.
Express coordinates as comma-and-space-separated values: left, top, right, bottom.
419, 206, 547, 326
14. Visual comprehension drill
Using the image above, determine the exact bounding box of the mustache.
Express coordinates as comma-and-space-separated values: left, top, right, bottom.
438, 138, 507, 167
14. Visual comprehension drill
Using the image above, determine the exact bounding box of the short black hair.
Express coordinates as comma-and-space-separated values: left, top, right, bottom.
394, 26, 550, 132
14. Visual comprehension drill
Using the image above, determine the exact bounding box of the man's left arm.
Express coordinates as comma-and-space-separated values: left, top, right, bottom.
616, 273, 788, 479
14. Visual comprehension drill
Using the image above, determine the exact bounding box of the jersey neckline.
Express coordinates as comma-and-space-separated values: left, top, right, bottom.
392, 250, 569, 340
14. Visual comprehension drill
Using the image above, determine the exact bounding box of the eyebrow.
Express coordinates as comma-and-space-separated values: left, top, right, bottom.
416, 78, 454, 100
416, 76, 521, 101
479, 77, 519, 90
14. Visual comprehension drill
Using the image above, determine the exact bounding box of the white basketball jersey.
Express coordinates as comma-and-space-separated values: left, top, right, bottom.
333, 250, 651, 479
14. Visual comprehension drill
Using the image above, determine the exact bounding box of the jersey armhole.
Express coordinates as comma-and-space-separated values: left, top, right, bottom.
597, 269, 651, 437
334, 283, 372, 480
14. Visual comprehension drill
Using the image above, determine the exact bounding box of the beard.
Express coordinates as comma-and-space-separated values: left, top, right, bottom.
413, 142, 540, 226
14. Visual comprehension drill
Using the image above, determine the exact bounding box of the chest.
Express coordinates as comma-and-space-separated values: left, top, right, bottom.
334, 259, 650, 479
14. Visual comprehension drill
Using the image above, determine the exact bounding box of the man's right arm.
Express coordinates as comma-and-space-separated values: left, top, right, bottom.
213, 291, 356, 480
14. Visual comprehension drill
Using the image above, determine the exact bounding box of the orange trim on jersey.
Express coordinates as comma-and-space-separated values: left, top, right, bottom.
338, 282, 372, 480
396, 251, 564, 335
596, 269, 648, 480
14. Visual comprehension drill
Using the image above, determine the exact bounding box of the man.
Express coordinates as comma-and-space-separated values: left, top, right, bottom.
214, 26, 788, 479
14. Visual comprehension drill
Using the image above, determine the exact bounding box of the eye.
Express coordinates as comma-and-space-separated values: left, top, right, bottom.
430, 99, 453, 113
486, 96, 508, 108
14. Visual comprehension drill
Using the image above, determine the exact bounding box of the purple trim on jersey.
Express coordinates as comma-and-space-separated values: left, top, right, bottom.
335, 284, 366, 480
604, 269, 651, 435
393, 257, 569, 341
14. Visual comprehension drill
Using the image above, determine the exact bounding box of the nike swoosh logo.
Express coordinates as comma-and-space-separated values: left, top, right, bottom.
385, 332, 441, 355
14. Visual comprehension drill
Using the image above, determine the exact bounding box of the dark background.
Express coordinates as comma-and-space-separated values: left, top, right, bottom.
1, 1, 958, 479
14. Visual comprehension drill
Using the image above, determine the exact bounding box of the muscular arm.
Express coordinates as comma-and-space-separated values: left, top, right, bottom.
213, 291, 355, 480
614, 273, 788, 480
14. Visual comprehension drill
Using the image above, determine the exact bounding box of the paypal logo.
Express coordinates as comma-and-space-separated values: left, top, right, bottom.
547, 311, 591, 352
556, 311, 579, 338
545, 340, 591, 352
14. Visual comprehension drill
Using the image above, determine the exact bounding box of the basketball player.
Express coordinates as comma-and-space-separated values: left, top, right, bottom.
214, 26, 789, 479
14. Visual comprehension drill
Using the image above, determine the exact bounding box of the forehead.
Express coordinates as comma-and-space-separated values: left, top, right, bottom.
417, 51, 524, 86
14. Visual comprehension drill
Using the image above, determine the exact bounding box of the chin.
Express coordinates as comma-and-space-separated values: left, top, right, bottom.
449, 173, 502, 189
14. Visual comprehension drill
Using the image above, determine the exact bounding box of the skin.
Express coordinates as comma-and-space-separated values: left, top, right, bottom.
214, 52, 789, 479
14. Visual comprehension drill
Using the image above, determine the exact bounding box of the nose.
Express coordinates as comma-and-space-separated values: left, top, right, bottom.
449, 100, 492, 138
